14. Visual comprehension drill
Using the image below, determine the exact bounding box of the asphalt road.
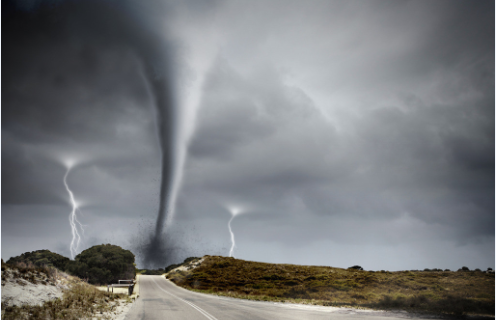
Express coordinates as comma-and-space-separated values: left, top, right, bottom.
125, 275, 430, 320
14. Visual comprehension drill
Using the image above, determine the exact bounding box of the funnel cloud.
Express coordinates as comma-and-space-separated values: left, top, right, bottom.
140, 62, 177, 247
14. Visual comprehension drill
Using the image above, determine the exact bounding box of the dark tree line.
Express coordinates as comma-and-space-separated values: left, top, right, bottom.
6, 244, 135, 285
6, 249, 70, 270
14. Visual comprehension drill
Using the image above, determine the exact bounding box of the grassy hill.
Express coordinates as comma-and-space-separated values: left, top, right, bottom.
166, 255, 494, 316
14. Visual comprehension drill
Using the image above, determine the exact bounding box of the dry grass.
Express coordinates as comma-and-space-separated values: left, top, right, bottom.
1, 272, 130, 319
167, 256, 495, 316
2, 260, 58, 287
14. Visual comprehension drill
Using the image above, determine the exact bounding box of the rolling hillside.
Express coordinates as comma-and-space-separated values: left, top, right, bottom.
167, 255, 494, 316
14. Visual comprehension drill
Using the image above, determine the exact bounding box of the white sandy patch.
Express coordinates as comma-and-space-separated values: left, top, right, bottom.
166, 257, 205, 274
2, 279, 63, 307
1, 266, 70, 307
91, 298, 134, 320
1, 264, 139, 320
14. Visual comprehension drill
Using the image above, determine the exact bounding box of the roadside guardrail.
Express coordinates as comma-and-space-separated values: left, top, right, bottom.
107, 280, 135, 295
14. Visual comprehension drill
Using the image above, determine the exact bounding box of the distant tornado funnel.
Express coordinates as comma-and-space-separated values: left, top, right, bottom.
140, 53, 179, 268
136, 18, 191, 267
143, 67, 176, 238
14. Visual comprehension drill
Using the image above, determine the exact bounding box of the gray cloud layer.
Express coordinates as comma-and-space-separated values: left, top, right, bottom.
2, 0, 494, 270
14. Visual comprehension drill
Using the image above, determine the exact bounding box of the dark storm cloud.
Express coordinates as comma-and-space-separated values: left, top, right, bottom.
2, 0, 178, 184
189, 59, 278, 159
2, 0, 493, 270
2, 0, 180, 266
179, 0, 494, 268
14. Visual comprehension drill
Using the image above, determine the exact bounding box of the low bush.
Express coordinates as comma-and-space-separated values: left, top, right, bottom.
6, 250, 70, 271
348, 265, 363, 271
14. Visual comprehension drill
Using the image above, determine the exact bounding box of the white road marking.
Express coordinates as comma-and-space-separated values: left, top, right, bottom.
151, 277, 219, 320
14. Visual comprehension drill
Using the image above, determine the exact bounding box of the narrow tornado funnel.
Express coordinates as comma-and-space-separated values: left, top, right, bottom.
147, 72, 176, 238
140, 54, 178, 268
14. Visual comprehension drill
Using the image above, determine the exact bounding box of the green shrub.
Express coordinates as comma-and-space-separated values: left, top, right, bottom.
66, 244, 135, 285
348, 265, 363, 270
6, 250, 70, 270
263, 274, 286, 281
138, 268, 164, 275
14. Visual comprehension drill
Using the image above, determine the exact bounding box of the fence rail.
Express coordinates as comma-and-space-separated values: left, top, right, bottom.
107, 280, 135, 295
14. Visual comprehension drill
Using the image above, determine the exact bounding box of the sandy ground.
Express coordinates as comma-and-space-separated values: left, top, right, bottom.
91, 298, 134, 320
1, 266, 70, 307
1, 279, 64, 307
167, 257, 205, 274
94, 274, 140, 319
1, 264, 139, 320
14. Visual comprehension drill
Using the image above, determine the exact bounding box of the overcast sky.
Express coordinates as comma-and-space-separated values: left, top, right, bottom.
2, 0, 494, 270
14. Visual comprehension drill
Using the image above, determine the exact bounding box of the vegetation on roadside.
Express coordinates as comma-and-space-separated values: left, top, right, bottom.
136, 268, 164, 275
167, 256, 495, 316
66, 244, 135, 285
2, 279, 130, 319
2, 259, 58, 286
6, 245, 136, 285
165, 257, 201, 273
135, 256, 201, 276
6, 250, 70, 272
2, 254, 134, 319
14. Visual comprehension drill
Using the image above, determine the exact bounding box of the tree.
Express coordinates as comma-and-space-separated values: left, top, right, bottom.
70, 244, 136, 285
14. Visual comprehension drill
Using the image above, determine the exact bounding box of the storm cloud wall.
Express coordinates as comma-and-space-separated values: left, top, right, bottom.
3, 0, 178, 266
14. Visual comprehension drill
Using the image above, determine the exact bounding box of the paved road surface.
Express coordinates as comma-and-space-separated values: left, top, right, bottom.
125, 275, 430, 320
